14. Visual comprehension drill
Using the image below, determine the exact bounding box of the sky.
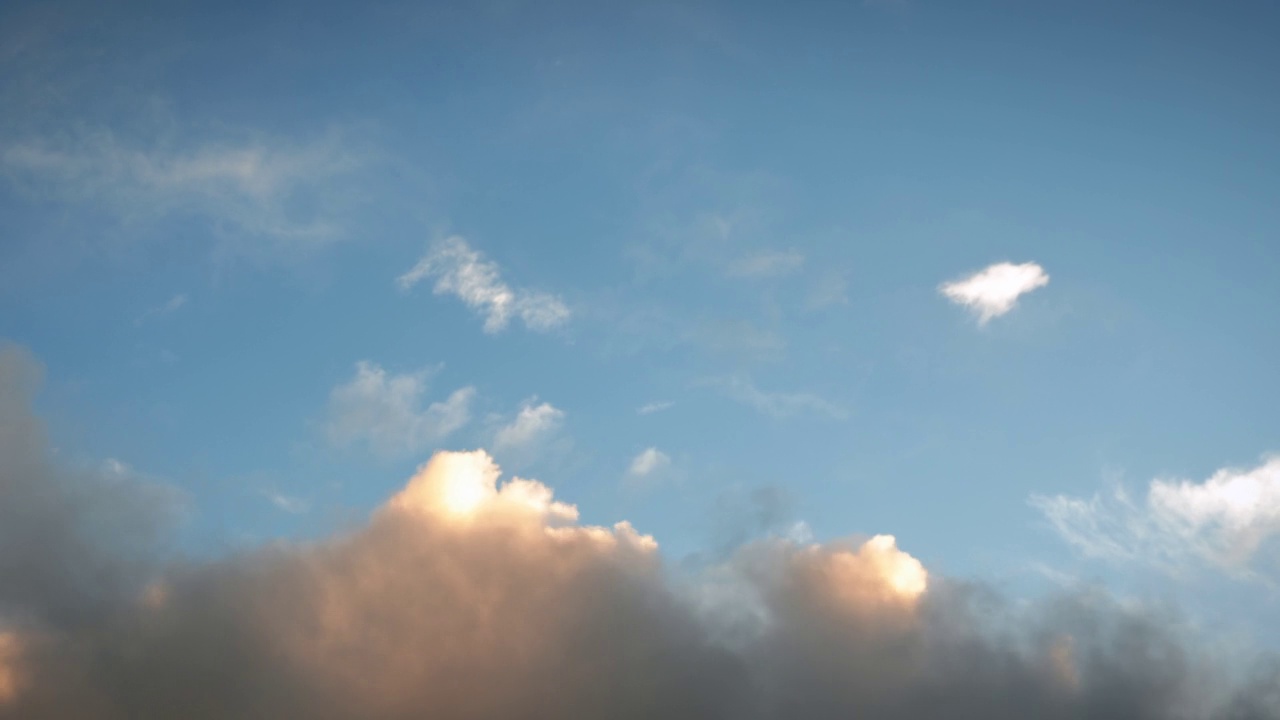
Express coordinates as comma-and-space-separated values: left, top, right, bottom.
1, 1, 1279, 717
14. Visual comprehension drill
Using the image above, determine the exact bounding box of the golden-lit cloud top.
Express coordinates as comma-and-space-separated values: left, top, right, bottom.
0, 346, 1275, 720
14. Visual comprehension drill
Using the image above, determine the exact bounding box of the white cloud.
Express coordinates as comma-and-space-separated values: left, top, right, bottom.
705, 376, 847, 420
628, 447, 670, 477
397, 236, 570, 334
637, 400, 674, 415
939, 261, 1049, 324
727, 249, 805, 278
326, 361, 474, 458
1031, 456, 1280, 581
492, 399, 565, 454
1, 129, 363, 259
133, 294, 188, 326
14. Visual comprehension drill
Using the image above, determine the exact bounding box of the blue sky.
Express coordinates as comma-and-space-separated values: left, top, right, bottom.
3, 0, 1279, 658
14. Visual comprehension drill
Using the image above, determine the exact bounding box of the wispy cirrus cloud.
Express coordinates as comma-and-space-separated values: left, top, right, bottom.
1032, 456, 1280, 582
726, 249, 805, 278
703, 375, 847, 420
397, 236, 570, 334
133, 293, 188, 327
1, 128, 366, 261
325, 361, 474, 459
940, 261, 1049, 324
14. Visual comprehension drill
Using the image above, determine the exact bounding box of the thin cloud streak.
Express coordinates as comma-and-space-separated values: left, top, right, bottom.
703, 375, 847, 420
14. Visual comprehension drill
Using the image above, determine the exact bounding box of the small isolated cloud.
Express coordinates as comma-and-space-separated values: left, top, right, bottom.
1031, 456, 1280, 582
261, 489, 309, 515
940, 261, 1049, 324
493, 399, 565, 454
133, 293, 188, 326
727, 249, 805, 278
705, 375, 847, 420
637, 400, 674, 415
326, 361, 474, 458
397, 236, 570, 334
628, 447, 670, 478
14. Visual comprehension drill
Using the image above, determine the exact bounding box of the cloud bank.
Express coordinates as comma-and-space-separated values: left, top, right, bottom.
940, 261, 1050, 324
1032, 456, 1280, 581
1, 345, 1277, 720
398, 236, 570, 334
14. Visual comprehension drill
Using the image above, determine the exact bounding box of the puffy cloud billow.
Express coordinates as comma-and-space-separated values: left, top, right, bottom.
0, 346, 1277, 720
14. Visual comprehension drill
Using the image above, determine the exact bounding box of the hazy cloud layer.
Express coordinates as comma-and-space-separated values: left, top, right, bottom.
940, 261, 1050, 324
1032, 456, 1280, 581
1, 345, 1277, 720
326, 361, 474, 458
398, 236, 570, 334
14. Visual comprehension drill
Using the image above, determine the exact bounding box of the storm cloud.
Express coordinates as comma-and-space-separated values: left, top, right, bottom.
0, 346, 1276, 720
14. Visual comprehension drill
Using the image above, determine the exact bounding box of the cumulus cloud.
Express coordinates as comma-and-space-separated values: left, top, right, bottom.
705, 375, 847, 420
0, 129, 364, 260
940, 261, 1049, 324
326, 361, 474, 458
1, 344, 1277, 720
1032, 456, 1280, 581
492, 399, 565, 455
628, 447, 671, 478
397, 236, 570, 333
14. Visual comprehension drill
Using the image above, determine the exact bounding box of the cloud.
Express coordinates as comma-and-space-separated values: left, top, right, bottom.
326, 361, 474, 458
0, 344, 179, 628
638, 400, 674, 415
628, 447, 670, 478
397, 236, 570, 334
0, 128, 364, 261
261, 489, 309, 515
492, 399, 565, 454
727, 250, 805, 278
939, 261, 1049, 324
133, 293, 187, 326
704, 375, 847, 420
1, 343, 1277, 720
1032, 456, 1280, 582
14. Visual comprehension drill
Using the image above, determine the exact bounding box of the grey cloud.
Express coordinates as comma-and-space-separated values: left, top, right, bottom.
0, 345, 1276, 720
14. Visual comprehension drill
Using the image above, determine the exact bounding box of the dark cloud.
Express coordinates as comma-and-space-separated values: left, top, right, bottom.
0, 344, 1276, 720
